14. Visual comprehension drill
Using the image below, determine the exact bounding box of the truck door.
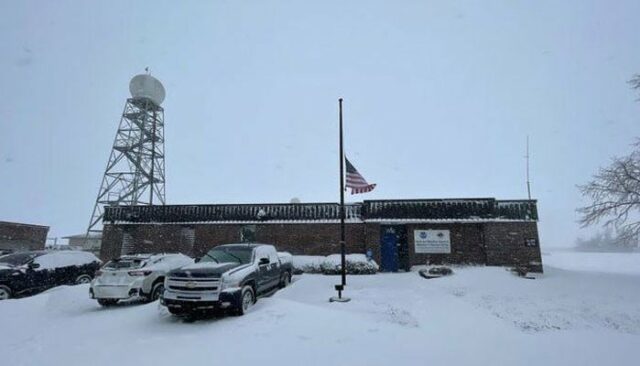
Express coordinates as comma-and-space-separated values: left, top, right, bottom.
267, 251, 281, 289
254, 247, 272, 295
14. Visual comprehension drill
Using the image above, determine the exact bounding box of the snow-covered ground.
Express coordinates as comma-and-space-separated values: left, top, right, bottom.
2, 251, 640, 366
543, 250, 640, 275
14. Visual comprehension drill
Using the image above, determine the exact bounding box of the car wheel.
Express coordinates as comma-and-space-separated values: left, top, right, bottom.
236, 286, 255, 316
0, 285, 12, 300
280, 271, 291, 288
150, 282, 165, 302
75, 274, 92, 285
97, 299, 118, 306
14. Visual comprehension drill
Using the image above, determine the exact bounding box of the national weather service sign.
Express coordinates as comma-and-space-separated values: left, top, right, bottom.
414, 230, 451, 254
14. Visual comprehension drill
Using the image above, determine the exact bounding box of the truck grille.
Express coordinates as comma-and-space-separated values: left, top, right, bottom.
166, 277, 221, 293
170, 286, 218, 292
169, 272, 221, 278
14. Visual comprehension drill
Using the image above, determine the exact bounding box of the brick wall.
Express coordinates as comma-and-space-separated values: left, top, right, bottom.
101, 225, 124, 260
101, 224, 193, 260
101, 223, 367, 261
100, 221, 543, 272
484, 221, 543, 272
365, 222, 542, 271
194, 223, 365, 257
364, 223, 382, 264
0, 222, 49, 252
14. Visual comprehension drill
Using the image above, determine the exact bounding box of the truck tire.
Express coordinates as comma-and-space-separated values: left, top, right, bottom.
235, 286, 255, 316
97, 299, 118, 307
280, 271, 291, 288
168, 307, 186, 316
0, 285, 12, 300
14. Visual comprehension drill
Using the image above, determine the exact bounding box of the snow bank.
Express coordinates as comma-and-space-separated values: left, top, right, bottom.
293, 254, 379, 275
291, 255, 326, 273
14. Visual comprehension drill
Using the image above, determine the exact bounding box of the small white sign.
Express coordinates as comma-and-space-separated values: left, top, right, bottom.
414, 230, 451, 254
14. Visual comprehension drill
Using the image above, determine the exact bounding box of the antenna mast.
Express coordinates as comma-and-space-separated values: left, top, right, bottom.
526, 135, 532, 200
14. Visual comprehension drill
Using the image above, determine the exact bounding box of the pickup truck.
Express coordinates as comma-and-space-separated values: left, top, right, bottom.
161, 243, 293, 316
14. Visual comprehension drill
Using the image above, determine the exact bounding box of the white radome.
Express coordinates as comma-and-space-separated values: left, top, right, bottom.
129, 74, 166, 106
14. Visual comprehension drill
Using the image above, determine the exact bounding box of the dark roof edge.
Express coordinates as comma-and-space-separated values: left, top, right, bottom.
110, 202, 359, 208
108, 198, 536, 208
0, 221, 50, 229
365, 198, 496, 202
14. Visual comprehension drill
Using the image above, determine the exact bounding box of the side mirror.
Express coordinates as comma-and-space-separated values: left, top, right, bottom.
259, 257, 270, 265
28, 262, 41, 270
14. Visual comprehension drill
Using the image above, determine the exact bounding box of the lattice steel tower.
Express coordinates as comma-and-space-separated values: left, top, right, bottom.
86, 73, 166, 238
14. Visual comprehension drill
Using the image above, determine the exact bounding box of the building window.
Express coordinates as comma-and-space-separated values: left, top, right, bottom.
181, 226, 195, 251
524, 238, 538, 247
121, 232, 134, 256
240, 225, 256, 243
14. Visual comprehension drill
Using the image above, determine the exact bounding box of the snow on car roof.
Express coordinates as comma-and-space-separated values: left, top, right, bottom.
119, 253, 155, 258
33, 251, 101, 269
215, 243, 267, 249
118, 253, 186, 260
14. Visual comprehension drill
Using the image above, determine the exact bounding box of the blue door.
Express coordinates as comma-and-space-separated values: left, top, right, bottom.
381, 231, 399, 272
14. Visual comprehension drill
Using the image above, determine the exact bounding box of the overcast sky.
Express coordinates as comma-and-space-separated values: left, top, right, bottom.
1, 0, 639, 247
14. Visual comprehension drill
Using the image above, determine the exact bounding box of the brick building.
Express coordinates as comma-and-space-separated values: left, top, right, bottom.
99, 198, 543, 272
62, 233, 102, 256
0, 221, 50, 254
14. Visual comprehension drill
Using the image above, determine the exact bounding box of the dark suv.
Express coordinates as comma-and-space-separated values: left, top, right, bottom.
0, 251, 102, 300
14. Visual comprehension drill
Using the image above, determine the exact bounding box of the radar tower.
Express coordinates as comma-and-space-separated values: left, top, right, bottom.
85, 73, 166, 246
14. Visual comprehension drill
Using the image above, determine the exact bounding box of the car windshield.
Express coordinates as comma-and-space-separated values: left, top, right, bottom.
0, 253, 37, 266
199, 247, 253, 264
102, 258, 147, 269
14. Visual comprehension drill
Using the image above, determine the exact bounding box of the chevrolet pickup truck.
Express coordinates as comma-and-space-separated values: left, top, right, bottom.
161, 243, 292, 316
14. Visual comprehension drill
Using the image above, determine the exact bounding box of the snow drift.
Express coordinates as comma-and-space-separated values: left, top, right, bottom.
292, 253, 379, 274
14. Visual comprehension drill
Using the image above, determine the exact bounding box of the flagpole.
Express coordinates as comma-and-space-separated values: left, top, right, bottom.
331, 97, 350, 302
339, 98, 346, 288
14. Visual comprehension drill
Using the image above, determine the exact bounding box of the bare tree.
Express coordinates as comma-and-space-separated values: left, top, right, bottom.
630, 74, 640, 98
577, 75, 640, 246
576, 226, 635, 252
578, 144, 640, 244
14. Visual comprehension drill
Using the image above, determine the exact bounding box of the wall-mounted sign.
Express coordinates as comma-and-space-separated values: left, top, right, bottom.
414, 230, 451, 254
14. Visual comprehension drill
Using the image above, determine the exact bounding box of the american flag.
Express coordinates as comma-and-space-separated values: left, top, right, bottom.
345, 157, 376, 194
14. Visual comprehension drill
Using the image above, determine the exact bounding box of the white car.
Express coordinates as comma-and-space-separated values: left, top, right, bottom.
90, 253, 193, 306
